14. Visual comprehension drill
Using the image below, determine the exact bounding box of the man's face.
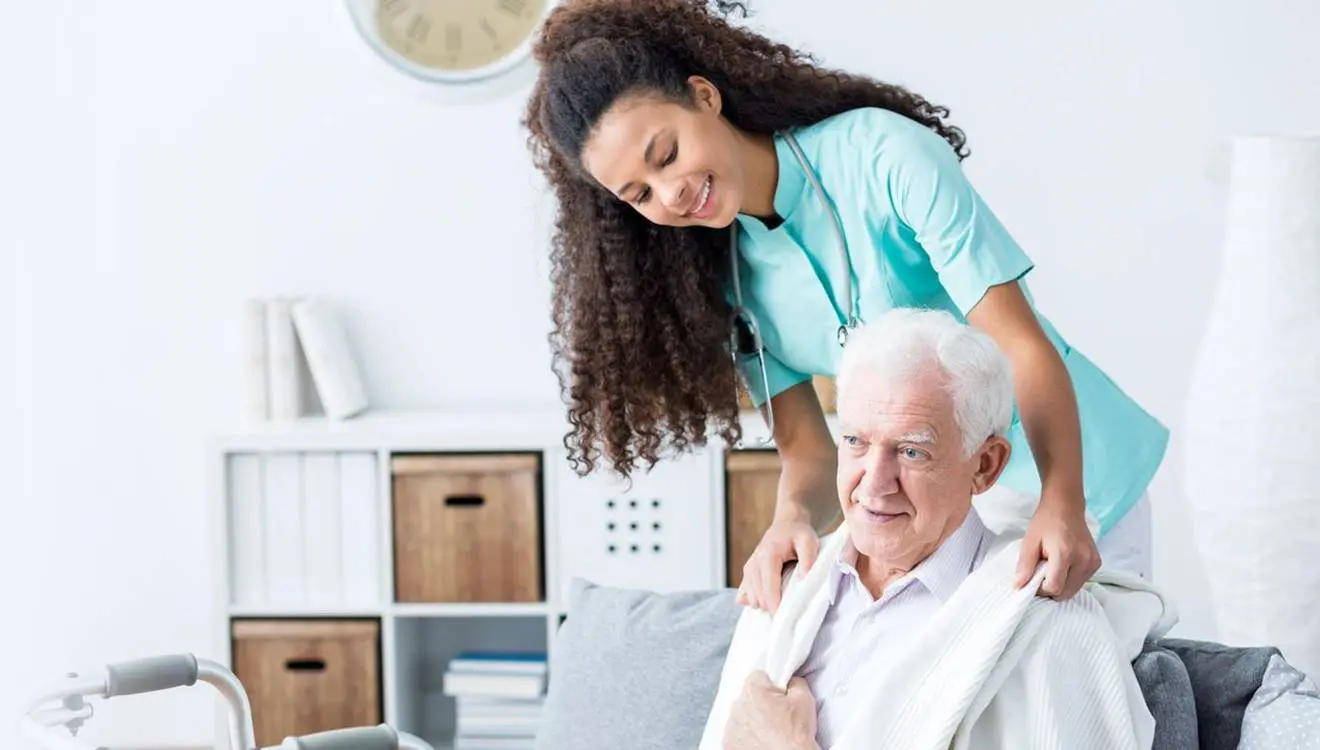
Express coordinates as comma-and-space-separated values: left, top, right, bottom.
835, 362, 1010, 570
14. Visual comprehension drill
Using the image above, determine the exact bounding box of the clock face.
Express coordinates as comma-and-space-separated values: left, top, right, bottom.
365, 0, 549, 80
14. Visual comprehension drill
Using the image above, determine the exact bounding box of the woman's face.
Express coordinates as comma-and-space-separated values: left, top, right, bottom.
579, 78, 748, 229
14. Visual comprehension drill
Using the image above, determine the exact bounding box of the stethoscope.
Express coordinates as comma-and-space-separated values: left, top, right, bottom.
729, 129, 872, 445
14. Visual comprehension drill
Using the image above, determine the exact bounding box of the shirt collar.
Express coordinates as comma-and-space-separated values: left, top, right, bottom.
770, 131, 808, 220
831, 507, 991, 606
735, 131, 807, 230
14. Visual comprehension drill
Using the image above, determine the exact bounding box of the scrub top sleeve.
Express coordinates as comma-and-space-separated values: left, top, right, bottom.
738, 347, 812, 409
875, 125, 1036, 315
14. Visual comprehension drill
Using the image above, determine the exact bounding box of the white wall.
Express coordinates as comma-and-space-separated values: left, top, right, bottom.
5, 0, 1318, 746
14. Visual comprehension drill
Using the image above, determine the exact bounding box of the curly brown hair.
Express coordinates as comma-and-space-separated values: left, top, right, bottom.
523, 0, 970, 479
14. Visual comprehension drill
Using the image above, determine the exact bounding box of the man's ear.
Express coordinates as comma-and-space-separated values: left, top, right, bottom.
970, 435, 1012, 495
687, 75, 722, 113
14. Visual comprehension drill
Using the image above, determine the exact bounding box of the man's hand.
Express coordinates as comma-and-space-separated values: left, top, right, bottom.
723, 670, 820, 750
1015, 490, 1100, 599
736, 517, 819, 613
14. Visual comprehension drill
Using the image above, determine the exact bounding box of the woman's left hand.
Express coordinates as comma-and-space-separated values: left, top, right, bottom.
1015, 491, 1101, 599
965, 283, 1102, 600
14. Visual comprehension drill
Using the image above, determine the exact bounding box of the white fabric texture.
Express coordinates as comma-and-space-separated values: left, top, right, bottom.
699, 499, 1178, 750
1238, 653, 1320, 749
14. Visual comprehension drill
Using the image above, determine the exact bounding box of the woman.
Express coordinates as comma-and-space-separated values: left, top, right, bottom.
522, 0, 1168, 611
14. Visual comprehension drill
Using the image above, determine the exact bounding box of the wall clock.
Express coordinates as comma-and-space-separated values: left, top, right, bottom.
345, 0, 553, 85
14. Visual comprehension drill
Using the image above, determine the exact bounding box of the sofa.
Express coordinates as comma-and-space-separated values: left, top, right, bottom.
533, 580, 1320, 750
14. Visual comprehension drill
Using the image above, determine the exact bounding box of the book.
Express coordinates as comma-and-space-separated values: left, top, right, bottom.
241, 295, 370, 422
291, 298, 369, 421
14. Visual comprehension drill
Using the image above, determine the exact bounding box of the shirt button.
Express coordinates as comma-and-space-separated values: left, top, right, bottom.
835, 683, 848, 697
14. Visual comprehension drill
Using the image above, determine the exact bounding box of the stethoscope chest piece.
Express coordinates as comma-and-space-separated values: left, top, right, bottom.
837, 316, 860, 347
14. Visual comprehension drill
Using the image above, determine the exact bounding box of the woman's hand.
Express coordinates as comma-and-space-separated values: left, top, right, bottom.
1015, 488, 1101, 599
967, 283, 1097, 600
737, 382, 839, 613
737, 516, 820, 613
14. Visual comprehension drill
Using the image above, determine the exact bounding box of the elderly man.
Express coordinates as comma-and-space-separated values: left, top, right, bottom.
700, 308, 1175, 750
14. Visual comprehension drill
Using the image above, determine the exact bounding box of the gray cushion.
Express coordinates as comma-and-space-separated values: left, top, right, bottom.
1132, 641, 1200, 750
534, 579, 742, 750
1159, 638, 1281, 749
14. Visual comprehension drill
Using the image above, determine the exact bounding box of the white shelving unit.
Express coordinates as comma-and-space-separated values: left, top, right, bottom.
206, 407, 810, 749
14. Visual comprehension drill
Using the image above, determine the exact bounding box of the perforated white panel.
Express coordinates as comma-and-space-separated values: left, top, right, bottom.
551, 447, 718, 602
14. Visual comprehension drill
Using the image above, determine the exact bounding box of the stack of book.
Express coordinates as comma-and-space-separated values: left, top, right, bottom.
442, 651, 547, 749
244, 295, 370, 423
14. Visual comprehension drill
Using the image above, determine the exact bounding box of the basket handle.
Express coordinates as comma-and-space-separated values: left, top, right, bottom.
444, 494, 485, 507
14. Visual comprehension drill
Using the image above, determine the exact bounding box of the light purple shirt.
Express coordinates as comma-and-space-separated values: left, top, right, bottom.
799, 508, 993, 748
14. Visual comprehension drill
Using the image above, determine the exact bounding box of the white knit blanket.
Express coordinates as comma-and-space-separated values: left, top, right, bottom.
699, 518, 1178, 750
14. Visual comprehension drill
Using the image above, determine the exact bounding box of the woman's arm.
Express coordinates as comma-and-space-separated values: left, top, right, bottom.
967, 282, 1100, 599
771, 381, 840, 531
736, 380, 839, 613
862, 111, 1101, 600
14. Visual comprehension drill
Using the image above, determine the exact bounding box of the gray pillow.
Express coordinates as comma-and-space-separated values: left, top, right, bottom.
1132, 642, 1199, 750
1158, 637, 1282, 749
534, 579, 743, 750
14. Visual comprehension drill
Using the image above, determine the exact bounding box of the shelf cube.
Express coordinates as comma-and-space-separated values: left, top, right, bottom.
231, 618, 382, 747
392, 614, 548, 746
552, 448, 720, 601
391, 453, 544, 604
225, 451, 382, 609
724, 449, 784, 588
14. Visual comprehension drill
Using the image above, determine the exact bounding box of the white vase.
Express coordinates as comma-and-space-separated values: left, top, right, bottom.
1183, 134, 1320, 679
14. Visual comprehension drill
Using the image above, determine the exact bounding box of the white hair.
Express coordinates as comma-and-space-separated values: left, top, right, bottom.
835, 308, 1015, 456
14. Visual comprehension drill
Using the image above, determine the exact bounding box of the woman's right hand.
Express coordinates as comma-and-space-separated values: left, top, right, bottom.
736, 515, 821, 613
736, 380, 836, 613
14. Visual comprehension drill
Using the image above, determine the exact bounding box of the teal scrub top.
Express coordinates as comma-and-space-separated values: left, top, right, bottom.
731, 107, 1167, 535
